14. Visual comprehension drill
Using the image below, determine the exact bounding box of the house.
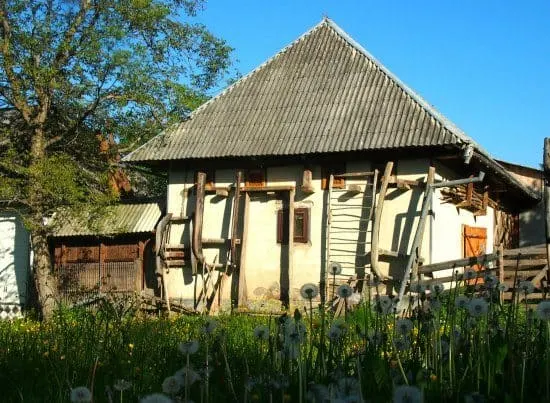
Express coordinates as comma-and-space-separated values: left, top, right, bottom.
0, 209, 31, 318
50, 200, 163, 301
496, 160, 545, 247
123, 19, 540, 312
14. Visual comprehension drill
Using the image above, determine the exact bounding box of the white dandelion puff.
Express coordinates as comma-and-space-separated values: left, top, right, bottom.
429, 282, 445, 295
300, 283, 319, 300
329, 262, 342, 275
468, 298, 488, 317
253, 325, 270, 340
178, 340, 199, 355
393, 337, 411, 352
497, 283, 509, 292
162, 376, 182, 395
396, 318, 413, 335
377, 295, 395, 314
70, 386, 92, 403
455, 295, 470, 310
428, 297, 442, 312
174, 367, 201, 386
518, 281, 535, 295
202, 318, 218, 334
393, 385, 423, 403
140, 393, 173, 403
113, 379, 132, 392
337, 284, 353, 298
336, 377, 361, 401
484, 274, 498, 289
463, 269, 477, 281
536, 300, 550, 321
410, 283, 427, 294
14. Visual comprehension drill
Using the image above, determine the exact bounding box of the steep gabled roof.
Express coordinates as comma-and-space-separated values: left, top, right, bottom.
124, 18, 472, 161
123, 18, 538, 203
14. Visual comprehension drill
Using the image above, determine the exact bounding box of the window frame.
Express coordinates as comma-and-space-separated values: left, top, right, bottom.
277, 207, 310, 244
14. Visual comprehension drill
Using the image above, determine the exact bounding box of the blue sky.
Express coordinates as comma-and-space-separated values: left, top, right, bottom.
193, 1, 549, 168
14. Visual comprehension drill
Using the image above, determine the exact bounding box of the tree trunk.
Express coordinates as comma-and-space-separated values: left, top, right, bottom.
29, 125, 58, 319
31, 228, 58, 319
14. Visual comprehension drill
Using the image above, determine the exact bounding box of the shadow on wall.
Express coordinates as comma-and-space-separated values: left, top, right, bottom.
519, 200, 545, 247
0, 214, 31, 312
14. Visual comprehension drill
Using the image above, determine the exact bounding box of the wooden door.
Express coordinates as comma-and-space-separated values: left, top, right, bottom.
464, 226, 487, 281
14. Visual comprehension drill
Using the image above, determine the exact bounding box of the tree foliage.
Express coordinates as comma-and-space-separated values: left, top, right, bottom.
0, 0, 232, 317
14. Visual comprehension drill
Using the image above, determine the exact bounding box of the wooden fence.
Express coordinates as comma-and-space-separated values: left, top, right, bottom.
57, 260, 140, 302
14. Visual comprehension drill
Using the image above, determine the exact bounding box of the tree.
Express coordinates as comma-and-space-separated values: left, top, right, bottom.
0, 0, 232, 318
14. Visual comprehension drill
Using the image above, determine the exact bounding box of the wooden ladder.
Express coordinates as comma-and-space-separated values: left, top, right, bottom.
325, 170, 378, 299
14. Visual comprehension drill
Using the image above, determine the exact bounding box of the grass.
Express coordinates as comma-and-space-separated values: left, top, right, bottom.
1, 281, 550, 402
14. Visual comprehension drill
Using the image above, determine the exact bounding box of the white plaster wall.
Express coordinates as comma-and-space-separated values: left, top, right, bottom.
0, 212, 30, 317
430, 167, 495, 282
163, 158, 495, 309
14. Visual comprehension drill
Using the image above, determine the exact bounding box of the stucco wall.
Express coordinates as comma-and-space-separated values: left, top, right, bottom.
164, 158, 497, 310
0, 212, 31, 318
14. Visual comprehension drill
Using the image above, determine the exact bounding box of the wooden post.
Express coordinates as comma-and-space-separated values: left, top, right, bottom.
412, 166, 435, 281
99, 240, 105, 291
498, 244, 504, 303
288, 188, 295, 308
192, 171, 207, 268
230, 171, 242, 268
238, 192, 250, 307
370, 161, 393, 280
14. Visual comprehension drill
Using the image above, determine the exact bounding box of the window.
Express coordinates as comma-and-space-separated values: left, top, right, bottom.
277, 207, 310, 244
321, 164, 345, 189
245, 169, 266, 187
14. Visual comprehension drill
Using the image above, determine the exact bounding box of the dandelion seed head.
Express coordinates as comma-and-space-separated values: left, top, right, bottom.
140, 393, 173, 403
178, 340, 199, 355
396, 318, 413, 335
70, 386, 92, 403
300, 283, 319, 300
337, 284, 353, 299
202, 318, 218, 334
393, 337, 411, 352
162, 376, 182, 395
429, 282, 445, 295
468, 298, 488, 317
253, 325, 270, 340
329, 262, 342, 275
455, 295, 470, 310
393, 385, 423, 403
497, 283, 509, 292
463, 269, 477, 281
377, 295, 395, 314
113, 379, 132, 392
410, 283, 427, 294
484, 274, 498, 289
536, 300, 550, 321
518, 281, 535, 295
174, 367, 201, 386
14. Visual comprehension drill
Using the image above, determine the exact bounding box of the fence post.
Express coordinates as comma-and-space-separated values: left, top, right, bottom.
498, 244, 504, 303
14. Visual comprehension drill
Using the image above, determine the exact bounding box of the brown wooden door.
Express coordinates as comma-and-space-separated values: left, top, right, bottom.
464, 226, 487, 280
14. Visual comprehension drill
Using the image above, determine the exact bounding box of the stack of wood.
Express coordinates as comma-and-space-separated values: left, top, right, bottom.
440, 184, 494, 214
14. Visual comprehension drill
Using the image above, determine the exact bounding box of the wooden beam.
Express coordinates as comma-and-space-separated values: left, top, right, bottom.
370, 161, 393, 280
241, 185, 295, 192
192, 172, 207, 268
413, 166, 435, 281
238, 192, 250, 307
418, 253, 499, 274
231, 171, 242, 268
287, 188, 295, 309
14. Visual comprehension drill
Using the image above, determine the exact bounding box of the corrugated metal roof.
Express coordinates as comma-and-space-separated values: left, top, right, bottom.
124, 18, 466, 162
53, 201, 163, 237
123, 18, 539, 203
